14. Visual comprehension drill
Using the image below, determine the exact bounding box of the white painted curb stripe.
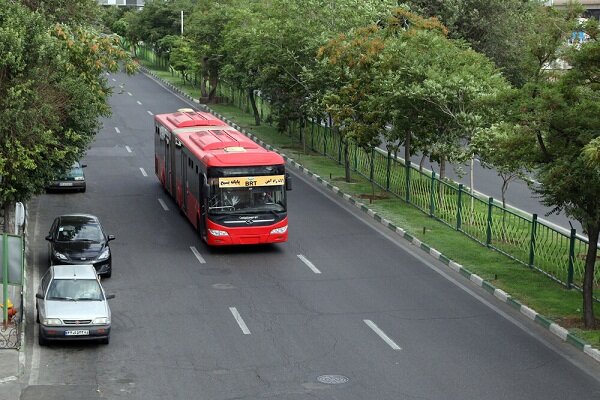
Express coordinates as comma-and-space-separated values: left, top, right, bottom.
493, 289, 509, 302
449, 261, 462, 273
297, 254, 321, 274
470, 274, 484, 286
364, 319, 401, 350
430, 249, 441, 260
412, 238, 422, 248
230, 307, 251, 335
520, 305, 537, 320
549, 323, 568, 341
190, 246, 206, 264
584, 345, 600, 362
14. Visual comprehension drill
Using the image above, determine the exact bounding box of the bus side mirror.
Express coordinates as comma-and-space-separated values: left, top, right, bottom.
285, 173, 292, 191
203, 182, 210, 195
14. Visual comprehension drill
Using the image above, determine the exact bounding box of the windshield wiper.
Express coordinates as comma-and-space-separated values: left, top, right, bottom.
48, 296, 74, 301
74, 297, 99, 301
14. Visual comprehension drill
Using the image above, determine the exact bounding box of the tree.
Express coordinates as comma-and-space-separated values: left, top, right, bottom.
0, 0, 136, 227
491, 6, 599, 328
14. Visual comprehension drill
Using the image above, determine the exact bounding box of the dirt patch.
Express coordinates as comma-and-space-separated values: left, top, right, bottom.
358, 193, 390, 201
554, 316, 591, 330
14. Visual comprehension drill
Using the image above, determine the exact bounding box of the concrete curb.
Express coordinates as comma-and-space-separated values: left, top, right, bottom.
140, 66, 600, 365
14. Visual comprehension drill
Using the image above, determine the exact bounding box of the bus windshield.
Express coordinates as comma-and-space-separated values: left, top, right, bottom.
208, 184, 286, 215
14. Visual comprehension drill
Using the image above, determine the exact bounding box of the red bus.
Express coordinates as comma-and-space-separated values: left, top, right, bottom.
154, 108, 291, 245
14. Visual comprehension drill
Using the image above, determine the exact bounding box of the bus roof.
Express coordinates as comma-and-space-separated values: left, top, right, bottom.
176, 128, 284, 168
154, 110, 228, 130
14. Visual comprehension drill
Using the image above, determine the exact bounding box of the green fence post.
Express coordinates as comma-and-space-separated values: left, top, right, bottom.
429, 172, 436, 216
567, 228, 576, 289
456, 184, 463, 231
386, 151, 391, 191
405, 161, 411, 203
486, 197, 494, 247
528, 214, 538, 268
370, 148, 375, 182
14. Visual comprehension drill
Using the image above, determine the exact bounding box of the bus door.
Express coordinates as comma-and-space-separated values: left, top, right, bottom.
181, 153, 188, 213
164, 136, 172, 195
198, 174, 207, 238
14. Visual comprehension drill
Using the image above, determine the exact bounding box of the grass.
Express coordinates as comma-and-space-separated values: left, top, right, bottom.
139, 61, 600, 347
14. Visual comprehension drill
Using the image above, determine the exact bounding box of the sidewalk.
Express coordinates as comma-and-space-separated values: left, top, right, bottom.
0, 348, 22, 400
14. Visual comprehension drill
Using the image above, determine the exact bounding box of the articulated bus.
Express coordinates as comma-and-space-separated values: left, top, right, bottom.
154, 109, 291, 245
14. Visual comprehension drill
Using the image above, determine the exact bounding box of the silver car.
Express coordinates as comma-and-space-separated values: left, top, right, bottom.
36, 264, 115, 345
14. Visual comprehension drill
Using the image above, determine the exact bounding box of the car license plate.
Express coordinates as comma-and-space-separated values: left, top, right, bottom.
65, 330, 89, 336
59, 182, 73, 187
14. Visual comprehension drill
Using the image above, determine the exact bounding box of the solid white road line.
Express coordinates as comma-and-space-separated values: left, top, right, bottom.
125, 146, 132, 153
158, 198, 169, 211
114, 127, 120, 134
190, 246, 206, 264
364, 319, 402, 351
297, 254, 321, 274
136, 100, 142, 105
147, 110, 154, 116
139, 167, 148, 177
229, 307, 251, 335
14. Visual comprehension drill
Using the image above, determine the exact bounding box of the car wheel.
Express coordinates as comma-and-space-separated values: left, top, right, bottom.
81, 187, 86, 193
104, 270, 111, 279
100, 336, 110, 345
36, 309, 39, 324
38, 327, 47, 346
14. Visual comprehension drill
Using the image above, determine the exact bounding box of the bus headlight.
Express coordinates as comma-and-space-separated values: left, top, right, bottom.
270, 226, 288, 234
208, 229, 229, 237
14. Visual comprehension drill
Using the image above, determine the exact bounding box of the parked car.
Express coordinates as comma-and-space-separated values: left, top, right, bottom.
36, 264, 115, 345
46, 161, 87, 192
46, 214, 115, 278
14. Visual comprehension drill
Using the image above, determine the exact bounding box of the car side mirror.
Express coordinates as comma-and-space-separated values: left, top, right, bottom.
105, 294, 116, 300
107, 235, 116, 241
35, 293, 43, 299
45, 235, 53, 241
81, 164, 87, 168
285, 173, 292, 191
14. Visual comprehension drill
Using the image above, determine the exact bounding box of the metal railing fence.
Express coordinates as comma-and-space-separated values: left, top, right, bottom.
136, 46, 599, 292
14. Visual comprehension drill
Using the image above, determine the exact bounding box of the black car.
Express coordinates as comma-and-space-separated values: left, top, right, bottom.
46, 214, 115, 278
46, 161, 87, 192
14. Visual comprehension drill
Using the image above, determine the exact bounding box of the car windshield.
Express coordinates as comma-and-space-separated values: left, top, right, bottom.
46, 279, 103, 301
57, 222, 103, 242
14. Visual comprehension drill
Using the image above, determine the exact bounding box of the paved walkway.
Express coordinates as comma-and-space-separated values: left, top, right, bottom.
0, 348, 22, 400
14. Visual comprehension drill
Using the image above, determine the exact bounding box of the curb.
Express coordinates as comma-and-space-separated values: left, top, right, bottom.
140, 66, 600, 365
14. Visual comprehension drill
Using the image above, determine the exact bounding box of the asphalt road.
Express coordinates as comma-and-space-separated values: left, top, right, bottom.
19, 70, 600, 400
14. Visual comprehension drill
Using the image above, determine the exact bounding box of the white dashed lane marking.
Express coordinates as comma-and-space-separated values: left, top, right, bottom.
158, 198, 169, 211
114, 127, 120, 134
229, 307, 251, 335
297, 254, 321, 274
190, 246, 206, 264
139, 168, 148, 177
364, 320, 402, 351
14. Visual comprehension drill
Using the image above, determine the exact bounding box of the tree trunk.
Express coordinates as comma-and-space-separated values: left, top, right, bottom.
3, 203, 9, 233
200, 75, 208, 98
439, 157, 446, 181
583, 222, 598, 329
343, 140, 351, 183
248, 89, 260, 126
207, 71, 218, 102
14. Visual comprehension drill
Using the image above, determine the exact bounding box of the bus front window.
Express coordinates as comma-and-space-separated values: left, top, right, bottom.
208, 185, 285, 215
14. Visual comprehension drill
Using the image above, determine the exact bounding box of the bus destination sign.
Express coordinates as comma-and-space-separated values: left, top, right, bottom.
219, 175, 285, 188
